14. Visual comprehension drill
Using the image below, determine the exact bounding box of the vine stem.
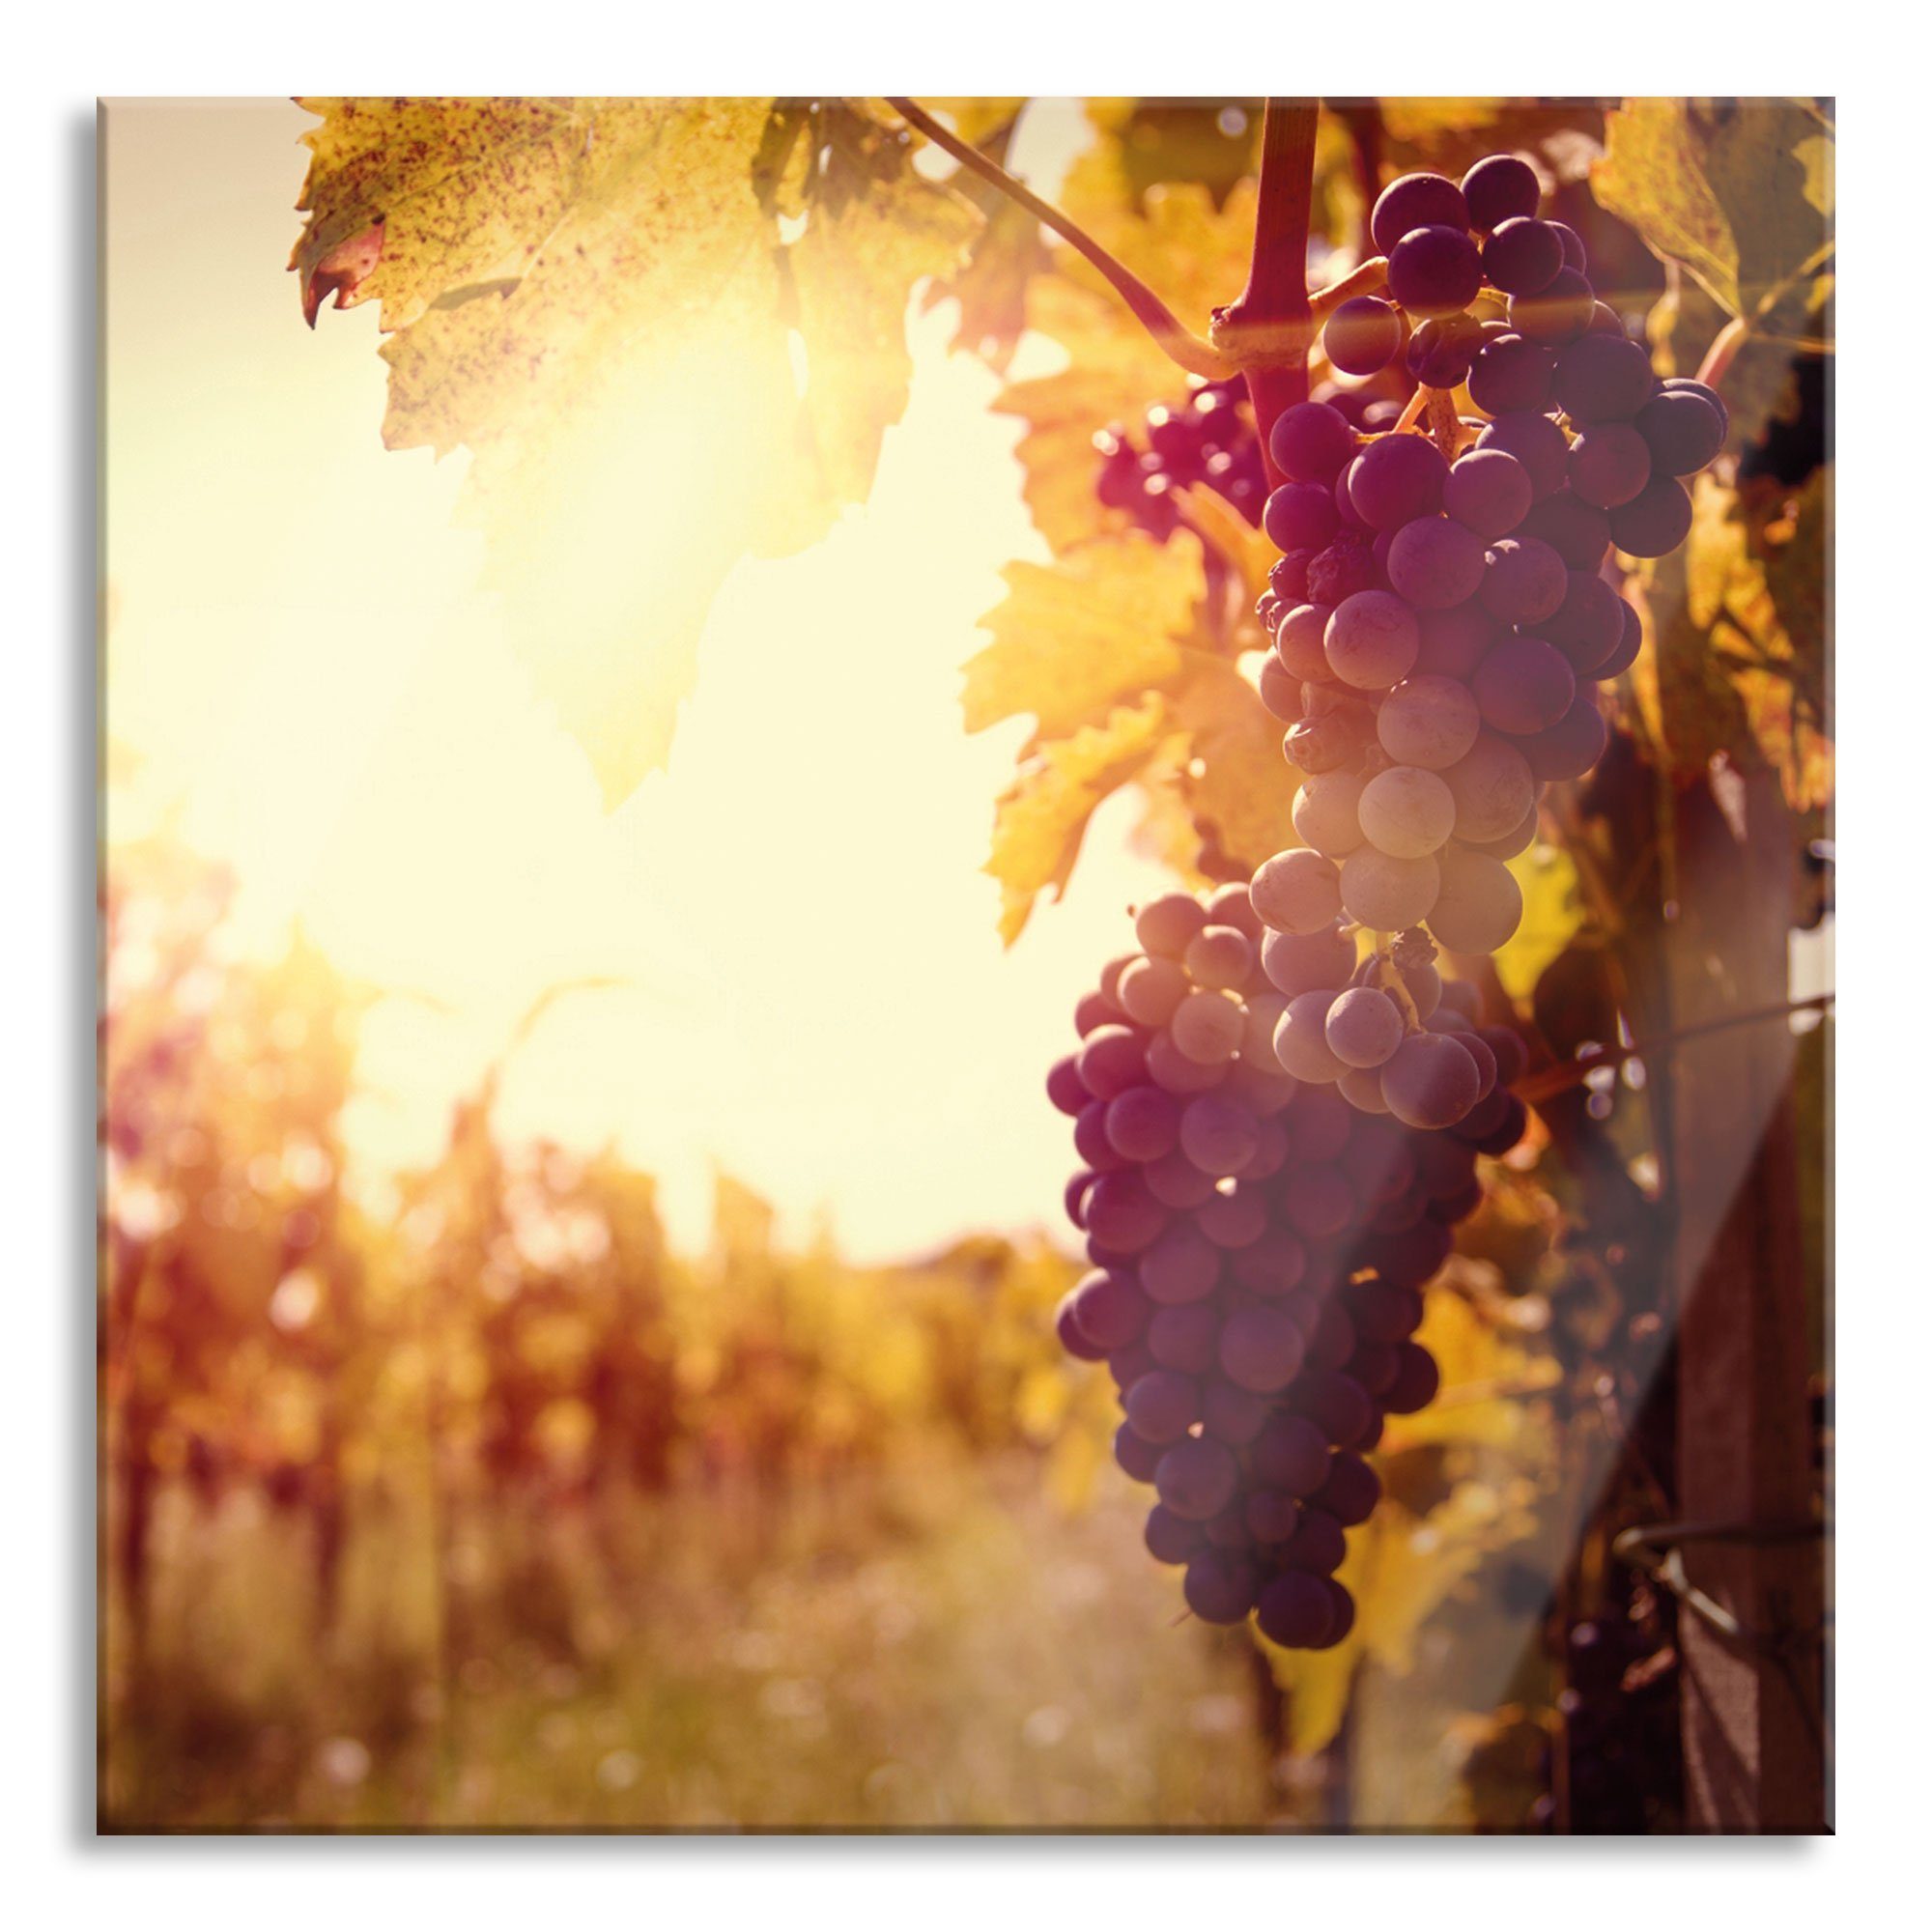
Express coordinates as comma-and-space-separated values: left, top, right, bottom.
1513, 992, 1833, 1106
885, 96, 1235, 380
1217, 99, 1321, 483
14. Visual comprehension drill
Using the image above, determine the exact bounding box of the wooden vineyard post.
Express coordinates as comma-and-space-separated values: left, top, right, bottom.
1663, 769, 1827, 1832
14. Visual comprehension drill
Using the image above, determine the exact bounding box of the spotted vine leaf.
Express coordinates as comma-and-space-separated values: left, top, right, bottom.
293, 97, 978, 805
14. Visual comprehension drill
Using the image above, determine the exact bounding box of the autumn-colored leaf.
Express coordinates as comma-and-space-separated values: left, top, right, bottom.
1592, 99, 1833, 325
295, 97, 978, 805
985, 696, 1168, 943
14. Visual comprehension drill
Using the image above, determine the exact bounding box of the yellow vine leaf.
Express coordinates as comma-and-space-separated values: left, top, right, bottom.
294, 98, 978, 806
1492, 842, 1582, 1004
1165, 655, 1296, 877
986, 696, 1168, 942
963, 531, 1202, 740
1592, 99, 1833, 326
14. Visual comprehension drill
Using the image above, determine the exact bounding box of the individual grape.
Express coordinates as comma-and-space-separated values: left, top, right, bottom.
1508, 266, 1595, 343
1205, 881, 1264, 942
1309, 1579, 1356, 1648
1380, 1032, 1481, 1128
1477, 1023, 1529, 1089
1141, 1222, 1222, 1304
1312, 1451, 1381, 1527
1476, 410, 1570, 499
1229, 1224, 1307, 1293
1608, 476, 1694, 557
1520, 692, 1611, 781
1306, 534, 1377, 605
1443, 448, 1533, 541
1472, 636, 1577, 735
1256, 1570, 1335, 1647
1481, 215, 1565, 297
1148, 1303, 1221, 1377
1264, 480, 1342, 552
1357, 765, 1458, 859
1117, 953, 1190, 1028
1323, 984, 1405, 1069
1056, 1291, 1110, 1362
1218, 1302, 1307, 1394
1124, 1369, 1201, 1444
1324, 590, 1420, 690
1337, 1065, 1392, 1112
1084, 1171, 1169, 1252
1405, 311, 1486, 387
1243, 1413, 1325, 1496
1200, 1378, 1269, 1447
1155, 1435, 1240, 1521
1273, 990, 1348, 1084
1568, 422, 1653, 509
1290, 1370, 1378, 1450
1382, 1341, 1441, 1414
1179, 1094, 1262, 1178
1182, 1548, 1259, 1624
1268, 554, 1315, 611
1074, 990, 1122, 1036
1386, 516, 1487, 609
1400, 958, 1442, 1022
1269, 400, 1358, 482
1260, 923, 1356, 998
1145, 1031, 1227, 1096
1322, 296, 1403, 377
1551, 332, 1657, 423
1348, 434, 1449, 529
1540, 570, 1624, 673
1519, 490, 1611, 571
1046, 1055, 1089, 1117
1145, 1504, 1202, 1565
1461, 153, 1541, 232
1427, 846, 1525, 952
1654, 373, 1731, 442
1141, 1147, 1216, 1213
1272, 600, 1332, 681
1378, 674, 1482, 769
1250, 847, 1344, 935
1284, 709, 1365, 777
1479, 536, 1568, 624
1593, 598, 1642, 679
1076, 1024, 1149, 1101
1452, 1026, 1499, 1099
1245, 1488, 1302, 1546
1135, 894, 1209, 958
1467, 332, 1556, 417
1340, 846, 1440, 930
1184, 924, 1254, 992
1103, 1084, 1181, 1162
1291, 768, 1366, 858
1413, 602, 1498, 679
1463, 803, 1539, 861
1371, 171, 1469, 252
1072, 1101, 1128, 1173
1115, 1421, 1166, 1482
1195, 1185, 1269, 1249
1548, 222, 1588, 271
1202, 1505, 1252, 1553
1444, 731, 1537, 841
1067, 1268, 1151, 1351
1170, 987, 1245, 1065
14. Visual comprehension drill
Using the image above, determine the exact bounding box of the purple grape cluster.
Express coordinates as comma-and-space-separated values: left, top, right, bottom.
1094, 378, 1267, 538
1250, 154, 1727, 1128
1048, 887, 1528, 1650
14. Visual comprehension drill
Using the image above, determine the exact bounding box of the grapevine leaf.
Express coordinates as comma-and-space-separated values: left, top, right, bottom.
295, 97, 978, 804
962, 532, 1201, 740
1592, 99, 1833, 325
985, 696, 1168, 943
1164, 655, 1295, 879
1492, 843, 1583, 1005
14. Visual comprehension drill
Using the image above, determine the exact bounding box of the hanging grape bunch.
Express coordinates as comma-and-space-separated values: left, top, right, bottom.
1094, 377, 1268, 538
1049, 885, 1527, 1649
1253, 154, 1727, 1130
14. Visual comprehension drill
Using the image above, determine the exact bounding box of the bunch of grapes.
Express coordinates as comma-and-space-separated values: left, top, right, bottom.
1048, 887, 1527, 1650
1250, 154, 1726, 1128
1094, 377, 1267, 537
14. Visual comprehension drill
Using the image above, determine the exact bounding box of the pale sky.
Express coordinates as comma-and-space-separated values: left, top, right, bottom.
103, 98, 1177, 1261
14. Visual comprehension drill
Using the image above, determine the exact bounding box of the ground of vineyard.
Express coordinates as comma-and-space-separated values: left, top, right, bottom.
101, 1453, 1316, 1832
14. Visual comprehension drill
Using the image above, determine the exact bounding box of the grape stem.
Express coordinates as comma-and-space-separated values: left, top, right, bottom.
886, 96, 1235, 380
1513, 992, 1833, 1106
